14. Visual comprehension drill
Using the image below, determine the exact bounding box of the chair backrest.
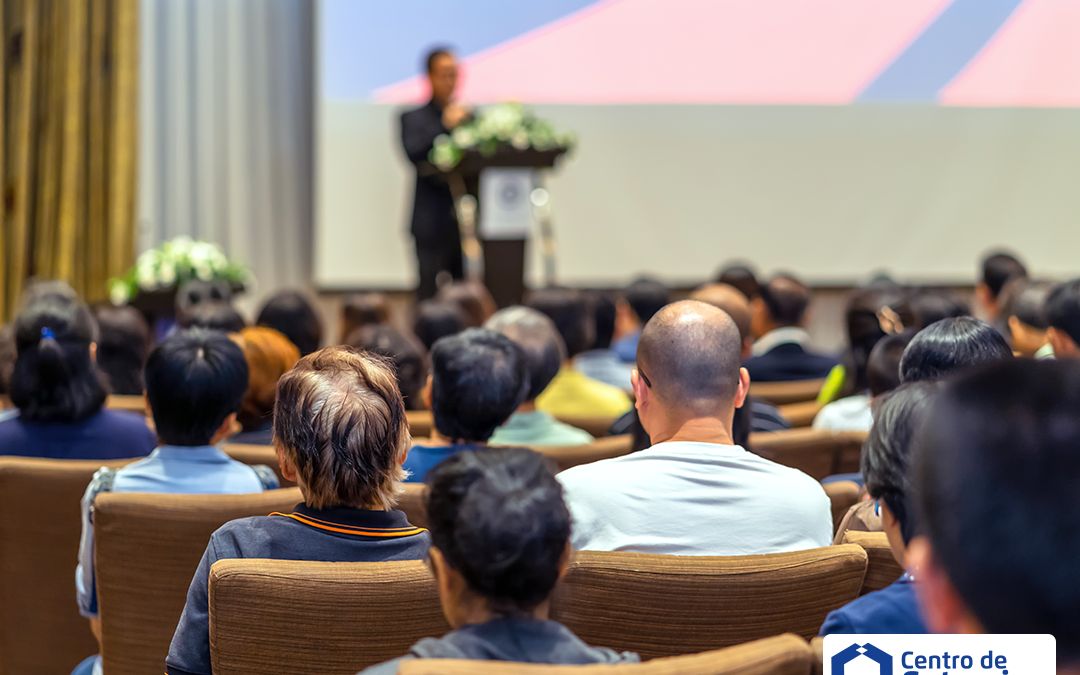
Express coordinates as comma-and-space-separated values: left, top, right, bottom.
209, 558, 449, 675
93, 487, 303, 675
550, 546, 867, 660
822, 481, 860, 534
810, 636, 824, 675
0, 456, 134, 675
221, 443, 295, 487
749, 430, 867, 481
397, 633, 814, 675
399, 482, 428, 529
554, 415, 616, 439
748, 379, 825, 406
841, 530, 903, 596
105, 394, 149, 416
407, 410, 434, 439
533, 435, 634, 473
776, 401, 822, 428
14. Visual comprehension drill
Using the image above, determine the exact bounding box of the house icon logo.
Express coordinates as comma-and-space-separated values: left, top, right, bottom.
832, 643, 893, 675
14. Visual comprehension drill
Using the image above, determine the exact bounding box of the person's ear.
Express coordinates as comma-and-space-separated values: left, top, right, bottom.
275, 445, 298, 483
733, 367, 750, 409
908, 537, 984, 635
209, 412, 241, 445
556, 540, 573, 581
631, 369, 649, 410
89, 342, 97, 363
422, 375, 433, 411
1049, 327, 1080, 359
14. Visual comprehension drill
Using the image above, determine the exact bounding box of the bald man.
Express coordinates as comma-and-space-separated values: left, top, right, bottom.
744, 275, 839, 382
557, 301, 832, 555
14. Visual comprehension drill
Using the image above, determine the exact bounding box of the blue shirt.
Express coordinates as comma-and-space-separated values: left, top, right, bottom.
403, 443, 483, 483
611, 330, 641, 364
819, 573, 927, 635
0, 408, 156, 460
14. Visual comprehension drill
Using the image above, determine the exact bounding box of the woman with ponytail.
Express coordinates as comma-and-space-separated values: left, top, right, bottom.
0, 292, 156, 459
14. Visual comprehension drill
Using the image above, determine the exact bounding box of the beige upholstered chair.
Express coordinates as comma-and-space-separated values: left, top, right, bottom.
776, 401, 822, 428
399, 633, 815, 675
748, 379, 825, 406
407, 410, 434, 439
221, 443, 295, 487
749, 430, 867, 481
209, 559, 449, 675
0, 456, 133, 675
841, 530, 903, 596
533, 435, 634, 473
105, 394, 149, 416
822, 481, 860, 534
550, 546, 867, 660
93, 488, 302, 675
398, 482, 428, 529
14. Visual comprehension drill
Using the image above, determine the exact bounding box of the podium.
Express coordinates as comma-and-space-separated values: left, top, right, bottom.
429, 146, 569, 308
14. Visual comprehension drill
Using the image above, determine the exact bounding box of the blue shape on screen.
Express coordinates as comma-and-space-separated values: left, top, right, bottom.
858, 0, 1025, 103
321, 0, 601, 101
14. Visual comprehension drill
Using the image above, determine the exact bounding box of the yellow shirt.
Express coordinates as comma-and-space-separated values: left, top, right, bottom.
536, 367, 633, 419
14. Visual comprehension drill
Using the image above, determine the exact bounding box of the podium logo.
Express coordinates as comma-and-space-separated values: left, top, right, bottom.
833, 643, 893, 675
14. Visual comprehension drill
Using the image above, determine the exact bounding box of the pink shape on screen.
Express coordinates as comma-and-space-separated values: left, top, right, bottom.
941, 0, 1080, 107
374, 0, 952, 105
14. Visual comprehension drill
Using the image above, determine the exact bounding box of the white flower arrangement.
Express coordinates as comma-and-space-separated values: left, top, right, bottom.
429, 102, 576, 171
108, 237, 251, 305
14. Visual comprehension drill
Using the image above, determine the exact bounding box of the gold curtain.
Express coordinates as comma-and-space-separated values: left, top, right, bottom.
0, 0, 138, 322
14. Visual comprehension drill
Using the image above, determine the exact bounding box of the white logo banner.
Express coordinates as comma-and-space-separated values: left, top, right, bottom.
824, 635, 1056, 675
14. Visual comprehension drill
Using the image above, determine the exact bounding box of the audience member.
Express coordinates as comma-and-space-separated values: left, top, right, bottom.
909, 360, 1080, 660
744, 274, 839, 382
528, 288, 632, 419
1046, 279, 1080, 361
815, 332, 913, 433
573, 291, 633, 392
74, 329, 278, 675
178, 301, 246, 333
413, 299, 467, 351
174, 279, 234, 337
899, 317, 1012, 383
485, 306, 594, 447
339, 292, 391, 343
403, 329, 529, 482
975, 251, 1027, 331
229, 327, 300, 445
819, 382, 935, 635
167, 347, 429, 675
360, 447, 638, 674
93, 305, 151, 395
0, 293, 156, 459
436, 281, 497, 328
256, 290, 324, 356
908, 290, 970, 331
611, 277, 670, 363
716, 262, 760, 300
346, 323, 429, 411
1001, 278, 1054, 357
558, 301, 832, 554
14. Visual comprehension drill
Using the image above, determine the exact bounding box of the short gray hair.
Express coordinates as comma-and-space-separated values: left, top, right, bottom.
485, 306, 565, 401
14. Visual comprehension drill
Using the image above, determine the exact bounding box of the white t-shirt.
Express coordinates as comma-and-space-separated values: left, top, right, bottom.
812, 394, 874, 433
557, 441, 833, 556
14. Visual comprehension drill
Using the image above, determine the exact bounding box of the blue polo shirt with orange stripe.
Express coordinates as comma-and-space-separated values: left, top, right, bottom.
165, 503, 430, 675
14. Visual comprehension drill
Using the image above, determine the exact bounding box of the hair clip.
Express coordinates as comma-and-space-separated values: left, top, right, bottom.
41, 327, 56, 341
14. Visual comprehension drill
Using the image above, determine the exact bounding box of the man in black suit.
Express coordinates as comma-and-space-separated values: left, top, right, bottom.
742, 274, 839, 382
400, 48, 470, 301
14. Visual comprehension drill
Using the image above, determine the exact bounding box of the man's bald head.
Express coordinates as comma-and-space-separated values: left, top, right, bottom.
637, 300, 744, 416
688, 283, 752, 343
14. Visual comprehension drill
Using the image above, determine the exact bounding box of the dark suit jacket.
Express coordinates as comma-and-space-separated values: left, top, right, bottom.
743, 343, 839, 382
400, 100, 459, 244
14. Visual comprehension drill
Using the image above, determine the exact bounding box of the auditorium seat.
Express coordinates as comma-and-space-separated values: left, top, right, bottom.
397, 634, 814, 675
221, 443, 295, 487
554, 415, 616, 439
776, 401, 822, 428
0, 456, 134, 675
209, 559, 449, 675
399, 482, 428, 529
822, 481, 860, 534
533, 435, 634, 473
840, 531, 903, 596
105, 394, 149, 416
749, 429, 867, 481
407, 410, 434, 439
748, 380, 825, 406
810, 637, 824, 675
93, 488, 302, 675
550, 546, 867, 660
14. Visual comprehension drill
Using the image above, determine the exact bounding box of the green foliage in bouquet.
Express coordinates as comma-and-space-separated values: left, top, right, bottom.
429, 102, 576, 170
107, 237, 251, 306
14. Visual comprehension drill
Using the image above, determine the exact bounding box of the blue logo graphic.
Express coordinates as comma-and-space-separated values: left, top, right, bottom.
834, 644, 893, 675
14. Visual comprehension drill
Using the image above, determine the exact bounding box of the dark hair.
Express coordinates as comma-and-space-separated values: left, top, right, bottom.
429, 329, 529, 443
842, 288, 913, 394
1002, 279, 1053, 330
914, 360, 1080, 658
178, 301, 246, 333
527, 288, 592, 358
909, 291, 971, 330
900, 317, 1012, 383
426, 446, 570, 615
861, 382, 936, 544
716, 263, 760, 300
346, 324, 428, 411
589, 291, 618, 350
93, 306, 151, 396
144, 328, 249, 446
623, 277, 670, 324
759, 274, 810, 326
437, 281, 496, 328
485, 306, 565, 402
425, 47, 453, 74
413, 300, 467, 352
866, 332, 913, 397
10, 296, 107, 422
980, 251, 1027, 298
1046, 279, 1080, 346
339, 293, 391, 343
256, 290, 323, 356
0, 325, 17, 395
